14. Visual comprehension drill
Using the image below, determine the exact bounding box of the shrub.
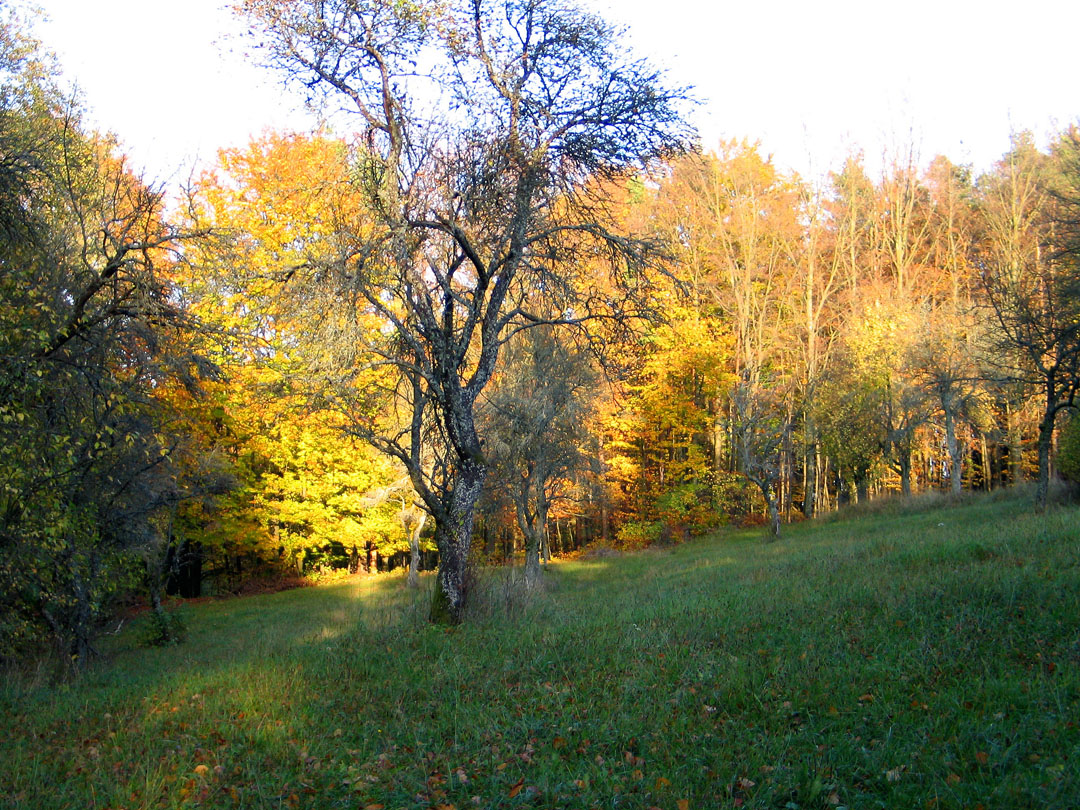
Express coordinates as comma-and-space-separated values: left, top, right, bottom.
138, 606, 187, 648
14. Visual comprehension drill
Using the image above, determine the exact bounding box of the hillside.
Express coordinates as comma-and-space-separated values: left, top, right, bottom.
2, 491, 1078, 809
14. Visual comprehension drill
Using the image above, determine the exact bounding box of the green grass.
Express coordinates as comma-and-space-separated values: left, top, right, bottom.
2, 491, 1079, 809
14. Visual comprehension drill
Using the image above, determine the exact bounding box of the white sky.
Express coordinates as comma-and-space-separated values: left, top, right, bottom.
24, 0, 1080, 188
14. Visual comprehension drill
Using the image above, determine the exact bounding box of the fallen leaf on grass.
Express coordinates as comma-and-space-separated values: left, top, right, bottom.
508, 777, 524, 798
654, 777, 671, 790
975, 751, 989, 765
363, 804, 384, 810
677, 800, 690, 810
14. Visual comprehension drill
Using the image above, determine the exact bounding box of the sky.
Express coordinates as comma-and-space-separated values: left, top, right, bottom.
23, 0, 1080, 188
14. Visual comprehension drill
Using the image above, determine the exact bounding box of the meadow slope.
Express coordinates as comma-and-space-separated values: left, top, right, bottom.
2, 492, 1078, 809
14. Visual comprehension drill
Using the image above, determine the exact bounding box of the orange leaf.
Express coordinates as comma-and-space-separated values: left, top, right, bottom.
508, 777, 525, 798
654, 777, 671, 790
678, 800, 690, 810
363, 805, 384, 810
975, 751, 989, 765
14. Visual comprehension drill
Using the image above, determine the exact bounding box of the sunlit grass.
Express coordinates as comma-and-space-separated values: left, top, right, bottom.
2, 490, 1078, 809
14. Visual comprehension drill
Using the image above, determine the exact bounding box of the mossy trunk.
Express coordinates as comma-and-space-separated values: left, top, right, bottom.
430, 459, 485, 624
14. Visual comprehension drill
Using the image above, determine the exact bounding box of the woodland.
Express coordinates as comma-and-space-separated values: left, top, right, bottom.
2, 0, 1080, 671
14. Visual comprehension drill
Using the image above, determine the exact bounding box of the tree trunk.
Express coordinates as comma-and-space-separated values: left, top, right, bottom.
406, 511, 426, 589
767, 493, 780, 539
523, 527, 542, 588
944, 408, 962, 495
1036, 409, 1055, 510
854, 469, 869, 504
430, 459, 486, 623
898, 447, 913, 497
408, 533, 421, 589
1007, 402, 1024, 485
803, 442, 817, 518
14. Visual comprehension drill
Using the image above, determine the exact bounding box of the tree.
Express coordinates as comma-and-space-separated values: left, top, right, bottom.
481, 326, 597, 586
976, 133, 1080, 509
917, 156, 982, 494
0, 13, 203, 664
237, 0, 691, 621
702, 144, 800, 536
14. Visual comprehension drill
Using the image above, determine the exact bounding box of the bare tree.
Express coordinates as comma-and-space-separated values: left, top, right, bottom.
481, 326, 597, 586
238, 0, 691, 621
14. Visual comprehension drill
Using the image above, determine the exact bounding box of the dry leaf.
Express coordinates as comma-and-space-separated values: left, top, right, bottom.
678, 800, 690, 810
508, 777, 525, 798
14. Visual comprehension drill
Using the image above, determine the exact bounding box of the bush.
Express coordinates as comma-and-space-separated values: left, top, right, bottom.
138, 606, 187, 648
615, 519, 664, 548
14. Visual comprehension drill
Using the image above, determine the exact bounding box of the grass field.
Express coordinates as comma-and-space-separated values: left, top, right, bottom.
2, 490, 1078, 809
